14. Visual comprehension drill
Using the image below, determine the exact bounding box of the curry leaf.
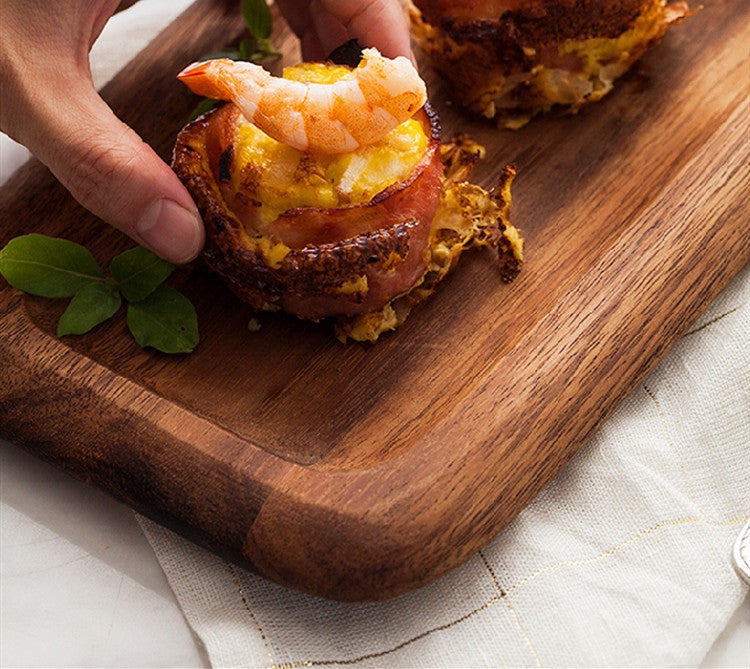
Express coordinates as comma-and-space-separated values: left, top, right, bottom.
202, 47, 242, 61
127, 284, 199, 354
0, 234, 104, 297
57, 282, 122, 337
238, 37, 280, 62
238, 37, 259, 60
241, 0, 273, 40
255, 37, 281, 60
110, 246, 174, 302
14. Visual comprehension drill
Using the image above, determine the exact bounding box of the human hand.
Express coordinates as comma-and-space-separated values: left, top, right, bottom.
0, 0, 204, 263
275, 0, 413, 62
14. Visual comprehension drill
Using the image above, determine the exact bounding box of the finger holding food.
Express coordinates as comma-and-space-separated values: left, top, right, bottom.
275, 0, 413, 62
0, 0, 204, 264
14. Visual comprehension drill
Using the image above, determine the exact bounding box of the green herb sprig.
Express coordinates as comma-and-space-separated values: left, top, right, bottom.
187, 0, 279, 122
0, 234, 198, 354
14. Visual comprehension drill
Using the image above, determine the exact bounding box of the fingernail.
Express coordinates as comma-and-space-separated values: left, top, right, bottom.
136, 199, 203, 264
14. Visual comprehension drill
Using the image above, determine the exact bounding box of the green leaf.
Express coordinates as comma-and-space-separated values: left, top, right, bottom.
238, 37, 259, 61
241, 0, 272, 39
188, 97, 221, 122
57, 282, 122, 337
238, 36, 280, 62
0, 234, 104, 297
110, 246, 174, 302
201, 47, 242, 61
256, 37, 281, 59
127, 284, 198, 354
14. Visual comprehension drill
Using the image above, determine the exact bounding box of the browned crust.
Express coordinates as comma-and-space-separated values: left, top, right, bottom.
413, 0, 648, 45
172, 103, 443, 317
205, 221, 416, 306
440, 134, 485, 185
334, 163, 521, 341
483, 165, 521, 282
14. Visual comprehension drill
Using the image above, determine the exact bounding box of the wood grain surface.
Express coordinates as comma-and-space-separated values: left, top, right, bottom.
1, 0, 748, 601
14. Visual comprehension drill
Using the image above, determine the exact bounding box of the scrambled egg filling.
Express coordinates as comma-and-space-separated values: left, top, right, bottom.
529, 1, 674, 109
231, 63, 428, 223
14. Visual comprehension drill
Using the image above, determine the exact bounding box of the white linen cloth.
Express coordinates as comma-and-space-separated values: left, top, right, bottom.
2, 2, 747, 666
138, 261, 749, 668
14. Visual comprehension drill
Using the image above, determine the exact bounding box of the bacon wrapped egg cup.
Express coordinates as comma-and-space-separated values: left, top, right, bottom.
409, 0, 691, 126
172, 49, 522, 342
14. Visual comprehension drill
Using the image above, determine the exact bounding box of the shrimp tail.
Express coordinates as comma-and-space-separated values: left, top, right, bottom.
178, 59, 240, 100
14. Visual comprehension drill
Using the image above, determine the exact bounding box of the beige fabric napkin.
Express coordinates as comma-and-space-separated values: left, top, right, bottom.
138, 261, 749, 668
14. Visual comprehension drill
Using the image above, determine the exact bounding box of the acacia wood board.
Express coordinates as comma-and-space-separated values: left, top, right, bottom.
1, 0, 748, 601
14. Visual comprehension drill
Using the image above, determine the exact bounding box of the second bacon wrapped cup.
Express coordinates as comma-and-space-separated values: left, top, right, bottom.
409, 0, 692, 127
172, 50, 522, 342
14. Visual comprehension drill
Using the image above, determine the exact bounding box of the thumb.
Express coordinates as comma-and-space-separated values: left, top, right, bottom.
13, 80, 204, 264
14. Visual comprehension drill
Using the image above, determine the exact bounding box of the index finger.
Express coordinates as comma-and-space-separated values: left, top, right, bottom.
317, 0, 412, 59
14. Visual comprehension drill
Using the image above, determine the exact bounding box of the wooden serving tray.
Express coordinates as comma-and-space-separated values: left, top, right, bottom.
1, 0, 747, 601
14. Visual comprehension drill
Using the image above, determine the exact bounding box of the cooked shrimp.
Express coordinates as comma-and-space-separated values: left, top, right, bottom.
177, 48, 427, 154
